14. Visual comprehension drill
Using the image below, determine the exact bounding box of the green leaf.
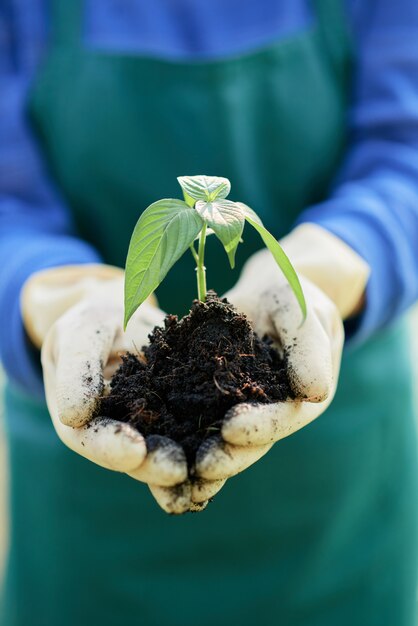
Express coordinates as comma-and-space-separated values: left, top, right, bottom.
236, 202, 264, 227
195, 199, 245, 268
181, 189, 196, 208
124, 199, 203, 328
177, 175, 231, 203
244, 213, 307, 322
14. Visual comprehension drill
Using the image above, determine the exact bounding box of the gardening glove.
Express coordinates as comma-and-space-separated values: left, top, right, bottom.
194, 223, 370, 482
21, 264, 193, 512
148, 477, 228, 514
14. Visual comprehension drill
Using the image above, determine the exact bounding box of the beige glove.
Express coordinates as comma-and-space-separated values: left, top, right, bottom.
193, 223, 370, 482
21, 264, 194, 513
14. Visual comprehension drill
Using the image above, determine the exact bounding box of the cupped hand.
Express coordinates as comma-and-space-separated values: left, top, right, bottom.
192, 249, 344, 483
22, 265, 202, 513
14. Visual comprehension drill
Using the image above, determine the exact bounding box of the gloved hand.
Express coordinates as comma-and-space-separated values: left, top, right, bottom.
21, 264, 199, 513
193, 223, 370, 483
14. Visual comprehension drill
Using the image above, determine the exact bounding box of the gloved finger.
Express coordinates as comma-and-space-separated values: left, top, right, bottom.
258, 283, 335, 402
53, 416, 147, 472
51, 303, 118, 427
222, 318, 344, 447
195, 436, 272, 481
43, 330, 147, 471
190, 500, 209, 512
191, 478, 227, 503
127, 435, 188, 487
222, 399, 326, 446
148, 482, 192, 515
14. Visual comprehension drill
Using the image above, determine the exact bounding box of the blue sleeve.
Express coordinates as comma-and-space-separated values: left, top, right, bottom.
0, 2, 101, 396
299, 0, 418, 344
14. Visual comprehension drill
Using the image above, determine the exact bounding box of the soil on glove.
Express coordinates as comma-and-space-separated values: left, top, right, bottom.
99, 292, 294, 467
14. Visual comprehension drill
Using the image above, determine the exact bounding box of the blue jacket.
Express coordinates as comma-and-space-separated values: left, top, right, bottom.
1, 0, 418, 395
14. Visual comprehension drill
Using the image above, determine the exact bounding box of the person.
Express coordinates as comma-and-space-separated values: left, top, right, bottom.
1, 0, 418, 624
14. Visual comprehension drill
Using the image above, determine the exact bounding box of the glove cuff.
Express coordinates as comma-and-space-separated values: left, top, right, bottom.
281, 223, 370, 319
21, 264, 124, 349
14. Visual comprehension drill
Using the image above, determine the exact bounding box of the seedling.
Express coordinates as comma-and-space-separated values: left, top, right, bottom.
124, 175, 306, 328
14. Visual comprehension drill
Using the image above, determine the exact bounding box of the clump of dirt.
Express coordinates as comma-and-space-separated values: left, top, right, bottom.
99, 292, 294, 467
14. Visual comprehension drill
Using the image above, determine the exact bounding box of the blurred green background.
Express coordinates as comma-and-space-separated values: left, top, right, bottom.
1, 307, 418, 586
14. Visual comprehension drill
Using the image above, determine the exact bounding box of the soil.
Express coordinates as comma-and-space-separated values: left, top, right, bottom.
99, 292, 294, 468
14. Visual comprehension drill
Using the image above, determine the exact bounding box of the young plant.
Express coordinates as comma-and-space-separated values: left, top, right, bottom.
124, 175, 306, 328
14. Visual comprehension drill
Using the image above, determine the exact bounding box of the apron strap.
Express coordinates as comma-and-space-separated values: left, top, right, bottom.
49, 0, 82, 48
313, 0, 353, 78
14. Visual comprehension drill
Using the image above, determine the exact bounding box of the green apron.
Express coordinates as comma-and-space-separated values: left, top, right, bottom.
2, 1, 417, 624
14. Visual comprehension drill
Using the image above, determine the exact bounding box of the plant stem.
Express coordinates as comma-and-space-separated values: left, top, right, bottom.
196, 223, 207, 302
189, 242, 199, 264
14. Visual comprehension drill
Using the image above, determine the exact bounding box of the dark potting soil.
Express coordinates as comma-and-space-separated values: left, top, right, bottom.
99, 292, 294, 467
